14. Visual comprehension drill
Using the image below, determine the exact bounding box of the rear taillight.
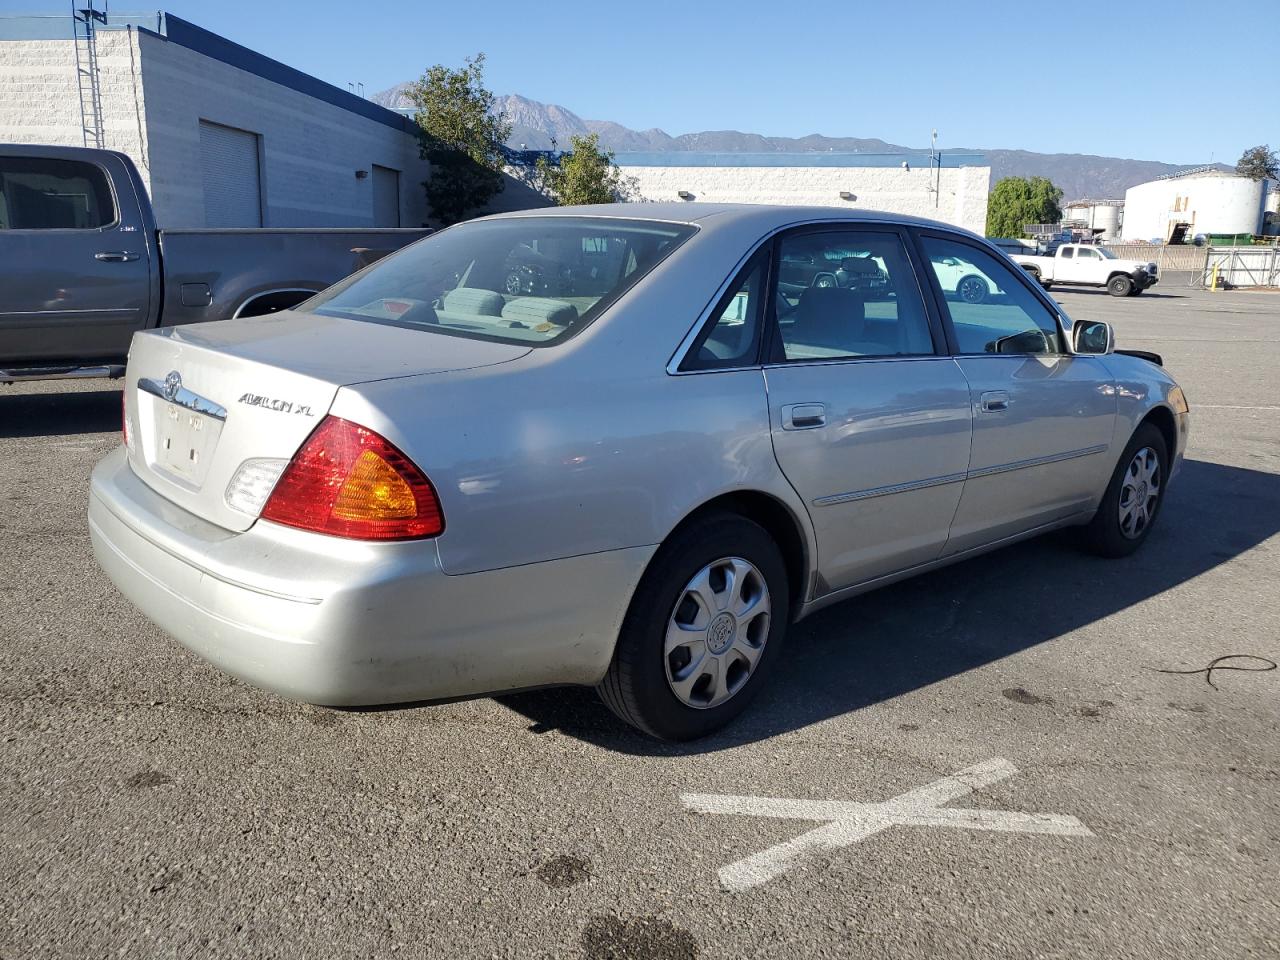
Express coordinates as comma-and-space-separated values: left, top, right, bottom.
261, 416, 443, 540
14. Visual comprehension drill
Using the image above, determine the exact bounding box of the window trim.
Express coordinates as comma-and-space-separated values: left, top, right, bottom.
0, 154, 120, 232
909, 228, 1069, 358
763, 222, 947, 367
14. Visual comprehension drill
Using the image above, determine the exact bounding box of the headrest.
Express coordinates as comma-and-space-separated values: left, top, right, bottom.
794, 287, 866, 345
501, 297, 579, 328
443, 287, 505, 317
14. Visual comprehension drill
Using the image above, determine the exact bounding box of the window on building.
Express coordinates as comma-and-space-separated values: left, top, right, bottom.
918, 235, 1064, 355
0, 156, 115, 229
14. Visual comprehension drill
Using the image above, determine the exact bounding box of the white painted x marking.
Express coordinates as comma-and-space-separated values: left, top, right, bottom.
682, 757, 1092, 891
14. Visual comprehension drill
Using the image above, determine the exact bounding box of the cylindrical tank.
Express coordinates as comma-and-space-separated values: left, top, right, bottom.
1122, 175, 1265, 241
1093, 204, 1121, 241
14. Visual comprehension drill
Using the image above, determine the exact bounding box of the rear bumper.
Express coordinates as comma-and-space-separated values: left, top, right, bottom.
88, 447, 651, 705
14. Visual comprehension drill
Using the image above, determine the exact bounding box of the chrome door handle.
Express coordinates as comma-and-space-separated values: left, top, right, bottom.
95, 251, 139, 262
980, 390, 1010, 412
781, 402, 827, 430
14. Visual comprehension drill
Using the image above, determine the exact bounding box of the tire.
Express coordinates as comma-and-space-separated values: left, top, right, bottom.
1108, 274, 1134, 297
957, 275, 989, 304
598, 512, 790, 741
1081, 423, 1168, 558
1041, 281, 1053, 291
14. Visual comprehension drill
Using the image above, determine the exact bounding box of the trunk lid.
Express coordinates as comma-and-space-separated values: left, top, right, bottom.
123, 311, 528, 532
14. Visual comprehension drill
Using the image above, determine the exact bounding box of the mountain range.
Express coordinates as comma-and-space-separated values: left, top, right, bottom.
372, 86, 1225, 200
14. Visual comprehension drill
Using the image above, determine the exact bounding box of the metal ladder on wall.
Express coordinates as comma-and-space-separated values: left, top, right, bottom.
71, 2, 108, 148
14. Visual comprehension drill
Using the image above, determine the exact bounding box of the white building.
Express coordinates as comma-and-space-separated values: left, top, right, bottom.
1121, 168, 1274, 242
614, 153, 991, 235
0, 11, 431, 228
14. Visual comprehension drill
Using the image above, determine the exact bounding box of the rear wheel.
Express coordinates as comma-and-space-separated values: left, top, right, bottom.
1108, 274, 1134, 297
1082, 423, 1168, 557
958, 275, 989, 304
598, 513, 790, 741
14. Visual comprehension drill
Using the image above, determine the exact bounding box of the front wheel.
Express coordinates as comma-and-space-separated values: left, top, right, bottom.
1108, 274, 1134, 297
598, 513, 790, 740
1081, 423, 1168, 557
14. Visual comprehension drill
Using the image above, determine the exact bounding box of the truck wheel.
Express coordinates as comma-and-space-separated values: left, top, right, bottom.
1108, 275, 1134, 297
598, 512, 790, 741
958, 275, 989, 304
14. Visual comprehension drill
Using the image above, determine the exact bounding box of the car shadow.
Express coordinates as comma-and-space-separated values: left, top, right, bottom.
497, 458, 1280, 754
0, 387, 121, 438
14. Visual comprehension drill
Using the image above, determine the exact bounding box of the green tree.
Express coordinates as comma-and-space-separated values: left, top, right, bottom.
1236, 144, 1279, 181
407, 53, 512, 225
536, 133, 631, 205
985, 176, 1064, 238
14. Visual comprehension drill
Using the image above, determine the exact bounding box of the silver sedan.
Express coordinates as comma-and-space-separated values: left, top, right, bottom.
89, 204, 1190, 740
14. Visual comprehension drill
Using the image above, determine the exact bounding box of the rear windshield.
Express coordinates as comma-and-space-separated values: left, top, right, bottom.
302, 216, 696, 346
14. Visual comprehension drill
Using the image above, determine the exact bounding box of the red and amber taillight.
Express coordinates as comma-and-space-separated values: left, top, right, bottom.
261, 416, 443, 540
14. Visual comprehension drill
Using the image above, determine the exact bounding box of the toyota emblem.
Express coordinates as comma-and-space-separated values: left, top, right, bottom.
162, 370, 182, 402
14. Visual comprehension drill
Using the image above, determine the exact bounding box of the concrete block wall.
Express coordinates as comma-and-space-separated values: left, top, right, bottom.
618, 164, 990, 234
136, 31, 428, 228
0, 31, 153, 188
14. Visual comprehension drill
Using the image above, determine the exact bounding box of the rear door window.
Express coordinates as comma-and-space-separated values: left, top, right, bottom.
0, 156, 115, 229
769, 229, 936, 361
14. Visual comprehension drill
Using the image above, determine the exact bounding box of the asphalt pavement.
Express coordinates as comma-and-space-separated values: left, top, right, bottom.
2, 278, 1277, 959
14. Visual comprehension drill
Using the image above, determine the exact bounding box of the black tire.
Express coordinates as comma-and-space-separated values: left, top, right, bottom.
1108, 274, 1134, 297
1081, 423, 1168, 558
1041, 280, 1053, 291
958, 275, 989, 304
598, 512, 790, 741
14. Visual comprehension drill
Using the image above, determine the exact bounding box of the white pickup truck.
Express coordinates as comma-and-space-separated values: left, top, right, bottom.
1012, 244, 1159, 297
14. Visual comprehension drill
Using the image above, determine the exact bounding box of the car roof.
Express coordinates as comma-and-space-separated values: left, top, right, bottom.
480, 202, 985, 243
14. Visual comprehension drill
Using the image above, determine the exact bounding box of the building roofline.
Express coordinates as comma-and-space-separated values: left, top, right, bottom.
145, 14, 417, 135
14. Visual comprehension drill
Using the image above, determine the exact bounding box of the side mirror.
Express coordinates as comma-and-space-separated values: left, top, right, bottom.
1073, 320, 1114, 354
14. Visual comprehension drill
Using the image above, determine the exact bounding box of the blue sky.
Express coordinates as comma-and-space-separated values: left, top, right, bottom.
3, 0, 1262, 164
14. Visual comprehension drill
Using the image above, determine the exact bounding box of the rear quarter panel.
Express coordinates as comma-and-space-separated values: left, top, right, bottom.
332, 359, 805, 576
157, 228, 430, 326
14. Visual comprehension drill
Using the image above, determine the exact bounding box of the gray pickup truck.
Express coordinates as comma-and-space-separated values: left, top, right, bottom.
1, 144, 430, 382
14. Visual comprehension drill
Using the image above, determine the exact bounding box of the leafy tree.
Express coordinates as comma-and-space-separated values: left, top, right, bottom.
536, 133, 632, 205
985, 176, 1064, 238
407, 54, 512, 225
1236, 144, 1279, 181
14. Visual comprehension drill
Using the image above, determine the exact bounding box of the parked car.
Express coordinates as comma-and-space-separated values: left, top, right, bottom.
89, 205, 1190, 741
1012, 243, 1158, 296
0, 144, 429, 382
927, 253, 1004, 303
778, 247, 890, 299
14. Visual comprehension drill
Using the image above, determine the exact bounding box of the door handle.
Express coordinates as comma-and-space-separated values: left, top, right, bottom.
94, 251, 139, 262
979, 390, 1011, 412
782, 402, 827, 430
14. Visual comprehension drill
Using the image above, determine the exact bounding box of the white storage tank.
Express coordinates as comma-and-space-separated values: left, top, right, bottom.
1122, 170, 1266, 241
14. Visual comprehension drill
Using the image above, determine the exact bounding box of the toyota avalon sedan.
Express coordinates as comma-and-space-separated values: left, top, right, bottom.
89, 204, 1190, 741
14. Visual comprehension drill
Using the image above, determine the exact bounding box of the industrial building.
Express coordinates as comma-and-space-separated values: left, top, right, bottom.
1060, 199, 1123, 242
1121, 168, 1276, 243
0, 10, 431, 228
612, 152, 991, 235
